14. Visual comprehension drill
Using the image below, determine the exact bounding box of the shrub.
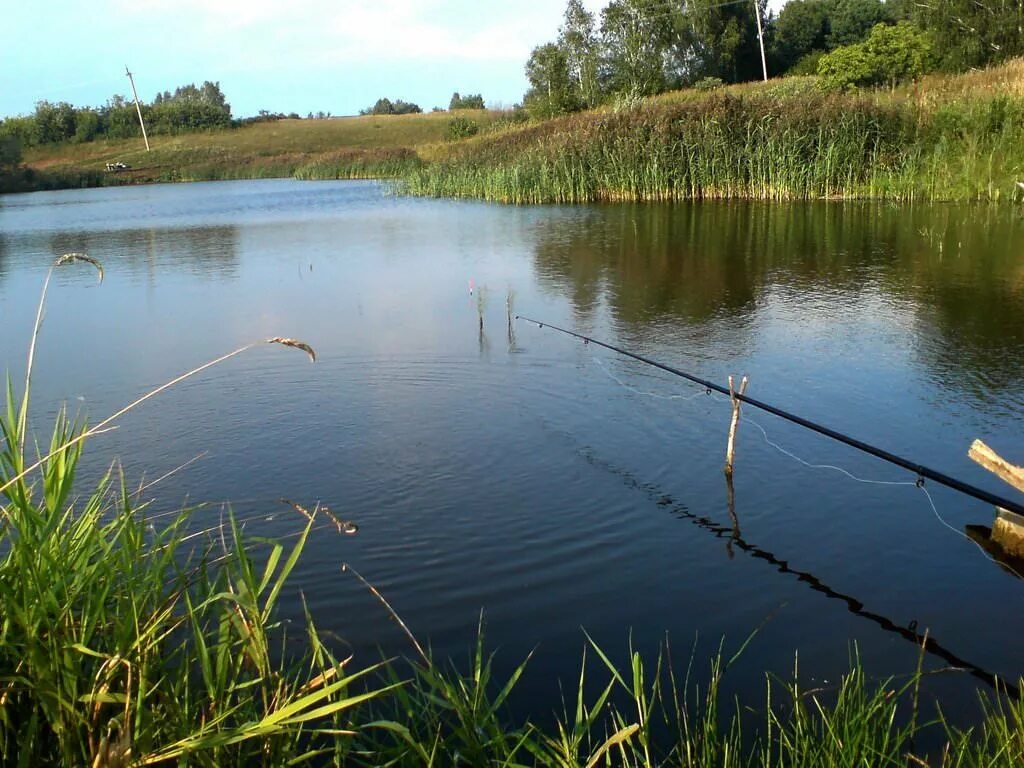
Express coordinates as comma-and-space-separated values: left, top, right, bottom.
447, 117, 480, 140
787, 50, 825, 76
694, 76, 725, 91
818, 23, 934, 90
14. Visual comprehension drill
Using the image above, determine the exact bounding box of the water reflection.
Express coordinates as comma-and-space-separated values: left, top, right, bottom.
0, 233, 8, 284
40, 226, 240, 282
2, 181, 1023, 712
553, 419, 1016, 697
531, 202, 1024, 408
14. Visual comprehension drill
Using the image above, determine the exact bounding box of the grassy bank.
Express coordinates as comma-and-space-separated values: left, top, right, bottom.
3, 258, 1024, 766
405, 60, 1024, 204
11, 110, 507, 190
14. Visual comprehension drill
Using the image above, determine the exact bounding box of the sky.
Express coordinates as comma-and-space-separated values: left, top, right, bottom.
1, 0, 783, 120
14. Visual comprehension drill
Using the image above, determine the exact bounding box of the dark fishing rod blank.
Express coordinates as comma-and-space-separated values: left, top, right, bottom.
517, 315, 1024, 519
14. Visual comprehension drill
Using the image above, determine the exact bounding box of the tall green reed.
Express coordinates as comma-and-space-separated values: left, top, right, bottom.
402, 84, 1024, 205
0, 256, 389, 766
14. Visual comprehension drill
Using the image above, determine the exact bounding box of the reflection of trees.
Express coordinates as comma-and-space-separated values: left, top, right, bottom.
888, 208, 1024, 408
44, 226, 240, 282
532, 202, 1024, 401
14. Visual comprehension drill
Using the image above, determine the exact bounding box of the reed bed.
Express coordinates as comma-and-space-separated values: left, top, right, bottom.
292, 147, 423, 181
349, 634, 1024, 768
404, 59, 1024, 204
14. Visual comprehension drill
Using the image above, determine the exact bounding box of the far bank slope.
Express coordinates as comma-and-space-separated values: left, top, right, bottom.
405, 61, 1024, 204
13, 110, 506, 191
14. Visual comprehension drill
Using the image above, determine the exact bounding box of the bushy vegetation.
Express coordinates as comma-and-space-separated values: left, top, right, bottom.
446, 116, 480, 140
237, 110, 303, 126
817, 22, 934, 90
0, 81, 233, 150
523, 0, 1022, 120
448, 92, 486, 110
359, 98, 422, 116
0, 135, 20, 189
912, 0, 1024, 71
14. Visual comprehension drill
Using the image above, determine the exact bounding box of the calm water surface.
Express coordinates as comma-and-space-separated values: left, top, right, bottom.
2, 179, 1023, 717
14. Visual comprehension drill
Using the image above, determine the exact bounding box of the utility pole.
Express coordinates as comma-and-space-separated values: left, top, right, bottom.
125, 65, 151, 151
754, 0, 768, 81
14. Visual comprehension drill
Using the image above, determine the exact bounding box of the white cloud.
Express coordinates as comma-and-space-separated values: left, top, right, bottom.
113, 0, 608, 70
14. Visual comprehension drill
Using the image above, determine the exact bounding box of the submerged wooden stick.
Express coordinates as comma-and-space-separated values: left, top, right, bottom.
725, 473, 741, 560
724, 375, 749, 477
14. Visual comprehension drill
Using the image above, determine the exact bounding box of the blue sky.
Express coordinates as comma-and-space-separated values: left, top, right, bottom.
2, 0, 785, 119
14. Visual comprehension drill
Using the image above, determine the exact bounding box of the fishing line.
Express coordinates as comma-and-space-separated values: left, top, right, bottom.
745, 416, 915, 488
916, 483, 1024, 581
585, 339, 1024, 580
519, 315, 1024, 519
593, 356, 708, 402
745, 414, 1024, 578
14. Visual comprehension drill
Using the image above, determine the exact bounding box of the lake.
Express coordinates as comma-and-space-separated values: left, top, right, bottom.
1, 179, 1022, 719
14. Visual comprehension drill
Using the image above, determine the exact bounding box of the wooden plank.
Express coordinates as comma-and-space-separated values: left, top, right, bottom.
968, 439, 1024, 495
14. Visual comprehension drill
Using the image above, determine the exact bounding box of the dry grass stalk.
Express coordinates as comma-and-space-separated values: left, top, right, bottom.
54, 252, 104, 283
1, 335, 319, 508
281, 498, 315, 523
322, 505, 358, 535
19, 254, 105, 454
266, 337, 316, 362
133, 451, 208, 499
342, 563, 428, 664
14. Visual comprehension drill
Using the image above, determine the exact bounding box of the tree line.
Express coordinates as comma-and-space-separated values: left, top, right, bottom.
524, 0, 1024, 117
359, 92, 488, 116
0, 81, 233, 149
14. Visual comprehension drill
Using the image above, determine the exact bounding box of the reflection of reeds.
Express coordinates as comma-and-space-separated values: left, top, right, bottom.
476, 285, 488, 331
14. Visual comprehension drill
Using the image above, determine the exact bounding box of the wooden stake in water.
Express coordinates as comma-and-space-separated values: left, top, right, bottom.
724, 375, 749, 477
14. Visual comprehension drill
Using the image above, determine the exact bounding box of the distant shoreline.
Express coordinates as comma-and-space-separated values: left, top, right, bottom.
8, 61, 1024, 204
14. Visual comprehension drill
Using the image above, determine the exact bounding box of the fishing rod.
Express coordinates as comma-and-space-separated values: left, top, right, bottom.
517, 315, 1024, 519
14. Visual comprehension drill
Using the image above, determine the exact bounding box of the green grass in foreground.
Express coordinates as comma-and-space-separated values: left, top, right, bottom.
3, 259, 1024, 766
404, 59, 1024, 204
